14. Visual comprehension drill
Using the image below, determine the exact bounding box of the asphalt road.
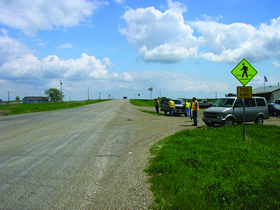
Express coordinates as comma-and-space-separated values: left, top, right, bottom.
1, 100, 279, 209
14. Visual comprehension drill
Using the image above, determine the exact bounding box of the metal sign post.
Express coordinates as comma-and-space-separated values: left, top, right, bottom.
237, 86, 252, 140
232, 58, 258, 141
148, 87, 153, 99
242, 98, 246, 140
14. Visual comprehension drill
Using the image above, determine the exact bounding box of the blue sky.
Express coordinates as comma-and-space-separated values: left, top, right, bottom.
0, 0, 280, 101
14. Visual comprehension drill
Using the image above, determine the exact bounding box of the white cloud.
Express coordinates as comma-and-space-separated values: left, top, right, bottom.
0, 0, 108, 36
190, 18, 280, 63
120, 0, 280, 63
38, 42, 49, 46
0, 29, 31, 67
103, 57, 115, 67
119, 0, 198, 63
58, 43, 73, 49
114, 0, 125, 4
0, 30, 131, 84
273, 61, 280, 67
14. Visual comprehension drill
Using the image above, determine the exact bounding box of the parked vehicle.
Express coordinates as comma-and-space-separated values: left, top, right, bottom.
160, 98, 185, 115
271, 99, 280, 104
202, 97, 269, 126
199, 100, 214, 108
268, 103, 280, 116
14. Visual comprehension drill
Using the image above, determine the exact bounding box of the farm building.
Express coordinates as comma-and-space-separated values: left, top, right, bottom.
23, 96, 48, 103
253, 85, 280, 102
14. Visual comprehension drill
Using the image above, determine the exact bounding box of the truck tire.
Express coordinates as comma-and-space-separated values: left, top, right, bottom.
254, 115, 264, 124
164, 111, 167, 115
225, 117, 234, 126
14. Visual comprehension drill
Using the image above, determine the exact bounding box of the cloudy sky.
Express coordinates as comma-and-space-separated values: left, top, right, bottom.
0, 0, 279, 101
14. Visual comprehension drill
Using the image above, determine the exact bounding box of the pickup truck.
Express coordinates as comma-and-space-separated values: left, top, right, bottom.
160, 99, 186, 115
199, 100, 214, 108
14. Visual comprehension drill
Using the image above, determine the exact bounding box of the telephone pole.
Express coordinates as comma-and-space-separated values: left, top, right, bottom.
60, 80, 63, 94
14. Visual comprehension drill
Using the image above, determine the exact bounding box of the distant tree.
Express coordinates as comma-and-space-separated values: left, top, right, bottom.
45, 88, 64, 102
15, 96, 20, 101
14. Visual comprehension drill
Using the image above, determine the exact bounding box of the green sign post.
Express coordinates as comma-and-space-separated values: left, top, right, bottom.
231, 58, 258, 140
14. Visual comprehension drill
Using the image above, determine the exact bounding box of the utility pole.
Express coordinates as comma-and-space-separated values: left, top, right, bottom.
88, 87, 89, 100
60, 80, 63, 94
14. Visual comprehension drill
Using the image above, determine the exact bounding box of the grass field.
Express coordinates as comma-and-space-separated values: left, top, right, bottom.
130, 99, 155, 107
145, 124, 280, 209
0, 100, 111, 116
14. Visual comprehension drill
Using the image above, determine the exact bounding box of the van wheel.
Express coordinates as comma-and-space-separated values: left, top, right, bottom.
255, 116, 264, 124
225, 118, 234, 126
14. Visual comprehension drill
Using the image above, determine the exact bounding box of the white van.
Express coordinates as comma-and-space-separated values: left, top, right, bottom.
202, 97, 269, 126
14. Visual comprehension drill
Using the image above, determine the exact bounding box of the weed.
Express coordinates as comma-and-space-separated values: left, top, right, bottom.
145, 125, 280, 209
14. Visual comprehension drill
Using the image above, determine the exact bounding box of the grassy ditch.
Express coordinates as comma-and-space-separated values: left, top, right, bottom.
130, 99, 165, 116
0, 100, 111, 116
145, 124, 280, 209
130, 99, 155, 107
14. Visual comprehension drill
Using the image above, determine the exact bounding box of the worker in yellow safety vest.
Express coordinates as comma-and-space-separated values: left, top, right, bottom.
168, 99, 175, 116
191, 97, 199, 126
185, 100, 191, 117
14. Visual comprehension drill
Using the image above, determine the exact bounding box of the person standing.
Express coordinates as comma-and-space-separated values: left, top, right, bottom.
185, 100, 191, 117
154, 98, 159, 113
168, 99, 175, 116
191, 97, 199, 126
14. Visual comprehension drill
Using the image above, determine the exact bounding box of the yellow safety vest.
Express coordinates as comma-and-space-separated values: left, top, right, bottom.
169, 101, 175, 108
191, 101, 199, 111
185, 102, 190, 108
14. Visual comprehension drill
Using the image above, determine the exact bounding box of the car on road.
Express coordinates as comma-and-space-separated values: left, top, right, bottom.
160, 98, 185, 116
202, 97, 269, 126
268, 103, 280, 116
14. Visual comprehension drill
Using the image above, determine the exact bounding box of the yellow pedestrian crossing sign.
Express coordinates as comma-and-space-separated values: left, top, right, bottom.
231, 58, 258, 86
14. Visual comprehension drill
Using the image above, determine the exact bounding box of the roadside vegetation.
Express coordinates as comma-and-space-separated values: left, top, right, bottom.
0, 100, 111, 116
145, 124, 280, 209
130, 99, 155, 107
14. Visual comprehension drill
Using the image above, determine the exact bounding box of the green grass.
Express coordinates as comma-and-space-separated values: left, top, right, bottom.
130, 99, 155, 107
0, 100, 111, 116
145, 124, 280, 209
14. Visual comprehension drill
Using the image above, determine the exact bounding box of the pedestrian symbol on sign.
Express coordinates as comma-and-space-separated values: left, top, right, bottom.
240, 63, 248, 78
